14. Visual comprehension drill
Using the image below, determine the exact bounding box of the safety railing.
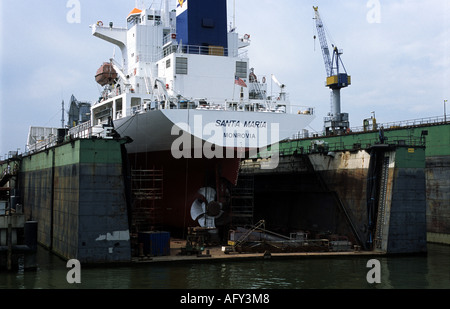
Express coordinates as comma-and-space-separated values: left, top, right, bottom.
68, 120, 93, 139
350, 114, 450, 133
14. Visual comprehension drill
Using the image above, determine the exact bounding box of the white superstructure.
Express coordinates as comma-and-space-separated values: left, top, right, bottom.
69, 0, 315, 153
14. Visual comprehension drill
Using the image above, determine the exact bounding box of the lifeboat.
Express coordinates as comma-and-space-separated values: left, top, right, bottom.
95, 62, 118, 86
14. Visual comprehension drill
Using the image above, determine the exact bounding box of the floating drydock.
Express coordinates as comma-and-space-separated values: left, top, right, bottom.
2, 117, 445, 263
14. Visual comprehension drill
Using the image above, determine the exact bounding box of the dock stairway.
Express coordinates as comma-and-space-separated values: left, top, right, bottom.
1, 163, 17, 188
0, 173, 12, 188
373, 154, 390, 250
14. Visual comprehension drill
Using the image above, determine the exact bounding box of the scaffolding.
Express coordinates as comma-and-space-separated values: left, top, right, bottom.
131, 168, 163, 232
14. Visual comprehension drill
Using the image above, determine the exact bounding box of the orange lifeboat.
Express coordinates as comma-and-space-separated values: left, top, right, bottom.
95, 62, 118, 86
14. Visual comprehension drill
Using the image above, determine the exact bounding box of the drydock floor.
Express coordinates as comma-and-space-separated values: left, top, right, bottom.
131, 239, 385, 264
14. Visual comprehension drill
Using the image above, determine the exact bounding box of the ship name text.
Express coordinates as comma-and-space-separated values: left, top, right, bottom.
215, 120, 267, 128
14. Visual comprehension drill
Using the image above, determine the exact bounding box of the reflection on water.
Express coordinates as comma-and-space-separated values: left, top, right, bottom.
1, 244, 449, 289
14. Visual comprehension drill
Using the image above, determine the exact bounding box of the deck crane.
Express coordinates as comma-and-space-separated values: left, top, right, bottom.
313, 6, 351, 135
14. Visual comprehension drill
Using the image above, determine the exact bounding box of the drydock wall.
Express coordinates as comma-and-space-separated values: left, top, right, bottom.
278, 122, 449, 245
422, 123, 450, 244
18, 139, 131, 263
426, 155, 450, 244
390, 147, 427, 252
311, 146, 426, 253
243, 145, 427, 254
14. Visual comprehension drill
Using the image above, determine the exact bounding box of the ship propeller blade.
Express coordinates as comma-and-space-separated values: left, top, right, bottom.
198, 187, 216, 203
190, 199, 206, 222
190, 187, 224, 228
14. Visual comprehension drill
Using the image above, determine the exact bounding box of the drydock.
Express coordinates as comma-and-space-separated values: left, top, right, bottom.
2, 117, 447, 266
1, 2, 448, 267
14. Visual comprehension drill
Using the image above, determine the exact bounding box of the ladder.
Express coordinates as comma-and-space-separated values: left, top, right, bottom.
374, 156, 390, 249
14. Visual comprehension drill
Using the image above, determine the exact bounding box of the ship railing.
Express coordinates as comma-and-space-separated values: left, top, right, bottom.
195, 103, 314, 115
26, 135, 59, 154
68, 120, 93, 139
160, 44, 230, 58
125, 98, 315, 116
316, 135, 426, 153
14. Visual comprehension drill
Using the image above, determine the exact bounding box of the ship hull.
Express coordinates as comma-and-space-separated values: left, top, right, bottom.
113, 108, 315, 154
113, 109, 314, 236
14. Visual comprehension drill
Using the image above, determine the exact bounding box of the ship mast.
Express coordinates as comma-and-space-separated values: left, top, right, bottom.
163, 0, 170, 28
61, 100, 65, 128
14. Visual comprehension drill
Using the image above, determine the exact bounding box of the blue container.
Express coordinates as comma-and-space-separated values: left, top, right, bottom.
138, 231, 170, 256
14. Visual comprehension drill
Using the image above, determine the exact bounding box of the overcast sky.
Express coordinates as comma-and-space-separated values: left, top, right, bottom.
1, 0, 449, 157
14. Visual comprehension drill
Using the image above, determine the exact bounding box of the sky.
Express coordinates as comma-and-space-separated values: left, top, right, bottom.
0, 0, 449, 157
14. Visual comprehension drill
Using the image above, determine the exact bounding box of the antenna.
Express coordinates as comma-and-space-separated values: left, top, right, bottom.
61, 100, 65, 128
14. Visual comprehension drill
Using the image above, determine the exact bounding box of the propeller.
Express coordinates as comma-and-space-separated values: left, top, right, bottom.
190, 187, 224, 228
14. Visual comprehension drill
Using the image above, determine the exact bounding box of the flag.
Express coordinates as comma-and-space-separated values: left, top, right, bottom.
235, 76, 247, 88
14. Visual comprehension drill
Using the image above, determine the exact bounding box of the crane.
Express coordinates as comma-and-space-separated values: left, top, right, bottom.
313, 6, 351, 135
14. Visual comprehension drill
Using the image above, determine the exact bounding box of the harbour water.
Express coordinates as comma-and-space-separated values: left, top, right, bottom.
1, 244, 449, 290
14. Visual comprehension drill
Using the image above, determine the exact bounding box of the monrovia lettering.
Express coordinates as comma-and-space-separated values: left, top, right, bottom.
223, 132, 256, 139
170, 115, 280, 169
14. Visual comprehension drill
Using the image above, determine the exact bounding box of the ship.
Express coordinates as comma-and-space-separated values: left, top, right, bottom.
66, 0, 315, 236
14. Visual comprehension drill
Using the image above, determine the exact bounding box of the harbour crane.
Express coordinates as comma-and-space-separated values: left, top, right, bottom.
313, 6, 351, 135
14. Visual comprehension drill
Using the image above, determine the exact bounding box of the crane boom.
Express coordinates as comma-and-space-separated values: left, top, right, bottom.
313, 6, 333, 77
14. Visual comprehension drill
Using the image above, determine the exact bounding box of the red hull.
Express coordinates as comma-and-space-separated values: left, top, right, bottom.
128, 150, 241, 236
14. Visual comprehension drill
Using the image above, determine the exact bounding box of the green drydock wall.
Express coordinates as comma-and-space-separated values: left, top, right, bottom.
17, 138, 131, 263
385, 147, 427, 253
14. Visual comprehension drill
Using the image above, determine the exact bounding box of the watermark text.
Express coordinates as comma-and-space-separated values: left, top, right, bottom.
366, 259, 381, 283
66, 0, 81, 24
367, 0, 381, 24
170, 116, 280, 169
66, 259, 81, 284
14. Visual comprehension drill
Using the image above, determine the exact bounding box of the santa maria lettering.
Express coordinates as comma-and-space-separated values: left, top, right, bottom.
215, 120, 267, 128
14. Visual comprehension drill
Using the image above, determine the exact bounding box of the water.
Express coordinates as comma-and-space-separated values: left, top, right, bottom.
1, 244, 449, 290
